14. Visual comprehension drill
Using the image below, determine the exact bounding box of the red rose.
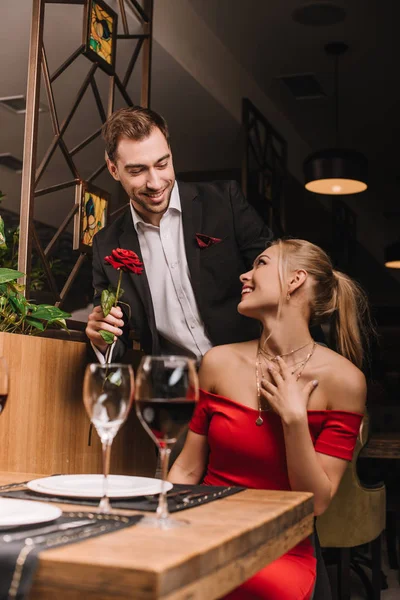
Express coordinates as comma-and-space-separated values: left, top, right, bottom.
105, 248, 143, 274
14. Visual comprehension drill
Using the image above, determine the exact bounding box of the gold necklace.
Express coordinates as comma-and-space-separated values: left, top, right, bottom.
254, 341, 317, 426
255, 351, 269, 425
259, 339, 313, 362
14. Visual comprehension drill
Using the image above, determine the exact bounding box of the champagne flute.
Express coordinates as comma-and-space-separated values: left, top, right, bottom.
135, 355, 199, 529
0, 357, 9, 417
83, 363, 134, 513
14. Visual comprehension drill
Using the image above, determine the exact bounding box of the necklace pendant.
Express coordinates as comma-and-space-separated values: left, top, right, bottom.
255, 415, 264, 426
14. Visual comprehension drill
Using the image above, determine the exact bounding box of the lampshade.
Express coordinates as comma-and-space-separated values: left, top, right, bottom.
384, 241, 400, 269
304, 148, 368, 195
303, 42, 368, 196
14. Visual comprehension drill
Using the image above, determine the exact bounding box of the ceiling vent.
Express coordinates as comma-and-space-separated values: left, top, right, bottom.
277, 73, 326, 100
292, 3, 346, 27
0, 95, 47, 114
0, 154, 23, 172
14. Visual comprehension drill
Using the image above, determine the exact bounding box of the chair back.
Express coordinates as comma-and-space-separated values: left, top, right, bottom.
316, 413, 386, 548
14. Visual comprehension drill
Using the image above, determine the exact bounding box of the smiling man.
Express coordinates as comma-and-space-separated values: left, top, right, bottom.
86, 106, 272, 361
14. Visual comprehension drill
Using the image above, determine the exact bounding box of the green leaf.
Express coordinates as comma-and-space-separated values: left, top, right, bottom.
8, 295, 28, 317
51, 318, 68, 331
29, 305, 71, 321
101, 289, 116, 317
24, 317, 45, 331
0, 268, 25, 284
99, 330, 115, 345
0, 216, 6, 250
116, 287, 124, 301
107, 368, 122, 386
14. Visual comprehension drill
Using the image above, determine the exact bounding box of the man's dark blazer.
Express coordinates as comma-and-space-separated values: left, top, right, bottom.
92, 180, 273, 359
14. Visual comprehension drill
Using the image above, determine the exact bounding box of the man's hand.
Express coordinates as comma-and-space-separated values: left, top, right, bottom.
85, 305, 125, 354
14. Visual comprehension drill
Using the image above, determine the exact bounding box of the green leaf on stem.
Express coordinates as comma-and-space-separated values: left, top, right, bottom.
24, 317, 45, 331
0, 216, 6, 250
0, 268, 24, 284
8, 294, 28, 317
52, 318, 68, 331
101, 289, 116, 317
107, 368, 122, 386
99, 330, 115, 345
28, 305, 71, 321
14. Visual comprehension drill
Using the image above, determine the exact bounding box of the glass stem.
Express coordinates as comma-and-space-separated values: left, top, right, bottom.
99, 438, 112, 514
156, 445, 171, 522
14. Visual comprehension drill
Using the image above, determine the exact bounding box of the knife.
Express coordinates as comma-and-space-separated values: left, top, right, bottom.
0, 474, 63, 492
144, 488, 192, 501
25, 522, 107, 546
178, 487, 233, 507
2, 519, 95, 543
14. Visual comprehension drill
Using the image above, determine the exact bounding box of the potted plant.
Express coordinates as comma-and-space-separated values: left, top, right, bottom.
0, 268, 70, 335
0, 202, 154, 478
0, 193, 66, 297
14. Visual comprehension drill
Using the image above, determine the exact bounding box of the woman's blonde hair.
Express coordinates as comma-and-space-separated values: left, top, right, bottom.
271, 238, 373, 369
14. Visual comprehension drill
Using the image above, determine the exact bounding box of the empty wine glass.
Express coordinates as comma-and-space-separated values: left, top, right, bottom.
83, 363, 134, 513
0, 357, 9, 418
135, 355, 199, 529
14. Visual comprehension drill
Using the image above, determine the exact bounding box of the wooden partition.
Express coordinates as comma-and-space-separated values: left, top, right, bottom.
0, 332, 156, 476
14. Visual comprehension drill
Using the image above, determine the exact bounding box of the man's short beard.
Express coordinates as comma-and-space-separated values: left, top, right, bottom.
132, 183, 173, 213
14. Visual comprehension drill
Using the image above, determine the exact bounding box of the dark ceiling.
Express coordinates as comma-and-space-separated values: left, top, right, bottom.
188, 0, 400, 209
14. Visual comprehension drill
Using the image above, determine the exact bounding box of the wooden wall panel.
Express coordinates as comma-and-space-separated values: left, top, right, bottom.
0, 333, 156, 476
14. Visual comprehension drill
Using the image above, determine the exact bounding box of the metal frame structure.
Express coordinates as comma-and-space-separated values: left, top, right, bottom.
18, 0, 153, 305
241, 97, 287, 235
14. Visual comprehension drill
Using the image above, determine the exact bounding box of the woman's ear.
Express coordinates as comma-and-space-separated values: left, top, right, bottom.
288, 269, 308, 295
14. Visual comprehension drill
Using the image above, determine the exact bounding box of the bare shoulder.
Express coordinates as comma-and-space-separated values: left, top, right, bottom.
317, 345, 367, 413
199, 341, 256, 392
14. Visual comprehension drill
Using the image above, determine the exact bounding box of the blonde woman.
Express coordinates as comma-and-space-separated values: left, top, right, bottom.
168, 239, 370, 600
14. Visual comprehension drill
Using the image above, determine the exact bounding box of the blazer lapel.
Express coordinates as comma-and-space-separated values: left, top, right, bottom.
178, 181, 203, 303
117, 210, 155, 323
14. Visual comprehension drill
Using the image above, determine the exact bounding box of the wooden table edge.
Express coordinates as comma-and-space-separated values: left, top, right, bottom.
0, 474, 314, 600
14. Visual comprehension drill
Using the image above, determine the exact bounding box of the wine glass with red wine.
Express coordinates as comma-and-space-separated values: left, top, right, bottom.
135, 355, 199, 529
0, 357, 8, 417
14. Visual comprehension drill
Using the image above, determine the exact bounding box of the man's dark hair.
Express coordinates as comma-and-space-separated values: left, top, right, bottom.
102, 106, 170, 162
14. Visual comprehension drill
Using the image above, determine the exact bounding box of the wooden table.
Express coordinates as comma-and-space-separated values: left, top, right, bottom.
360, 432, 400, 459
0, 472, 314, 600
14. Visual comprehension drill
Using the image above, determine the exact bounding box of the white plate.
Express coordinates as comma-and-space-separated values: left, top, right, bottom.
0, 498, 62, 529
27, 475, 173, 499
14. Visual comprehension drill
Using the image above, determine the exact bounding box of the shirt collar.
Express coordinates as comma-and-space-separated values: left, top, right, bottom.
130, 181, 181, 232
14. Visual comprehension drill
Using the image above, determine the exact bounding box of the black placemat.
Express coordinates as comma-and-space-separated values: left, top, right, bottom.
0, 511, 142, 600
0, 483, 245, 512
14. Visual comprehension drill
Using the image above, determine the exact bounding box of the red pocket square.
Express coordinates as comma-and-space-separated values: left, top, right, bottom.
195, 233, 222, 248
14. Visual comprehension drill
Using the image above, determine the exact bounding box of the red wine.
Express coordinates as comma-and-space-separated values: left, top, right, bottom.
136, 398, 196, 446
0, 394, 8, 416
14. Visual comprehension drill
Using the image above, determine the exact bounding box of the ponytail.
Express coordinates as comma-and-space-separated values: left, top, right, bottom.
331, 270, 371, 369
272, 238, 374, 369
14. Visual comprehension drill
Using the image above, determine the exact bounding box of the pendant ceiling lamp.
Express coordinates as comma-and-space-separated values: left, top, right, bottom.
304, 42, 368, 195
384, 241, 400, 269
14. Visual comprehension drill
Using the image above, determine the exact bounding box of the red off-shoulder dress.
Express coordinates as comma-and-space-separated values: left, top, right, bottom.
189, 389, 363, 600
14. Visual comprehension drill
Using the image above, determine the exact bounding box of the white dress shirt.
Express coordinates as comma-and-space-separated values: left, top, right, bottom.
131, 182, 212, 358
94, 182, 212, 362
